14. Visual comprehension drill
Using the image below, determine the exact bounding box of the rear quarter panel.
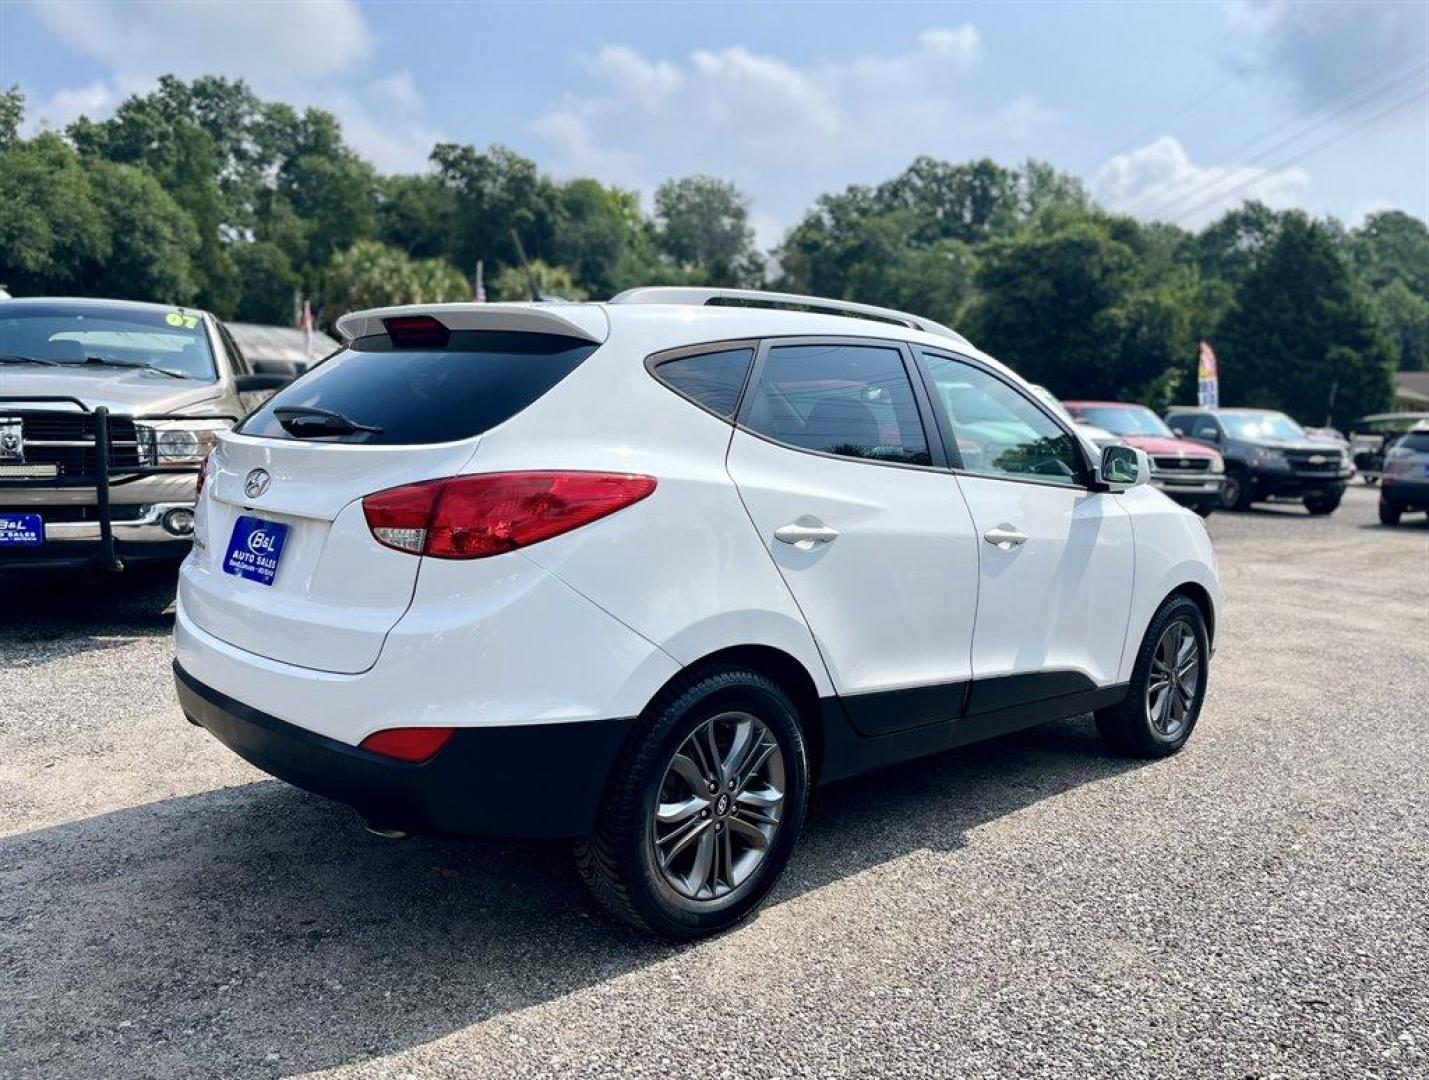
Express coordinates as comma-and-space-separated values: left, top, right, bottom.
461, 316, 835, 701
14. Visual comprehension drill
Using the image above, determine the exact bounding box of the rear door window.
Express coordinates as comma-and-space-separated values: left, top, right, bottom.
238, 331, 597, 445
741, 342, 931, 466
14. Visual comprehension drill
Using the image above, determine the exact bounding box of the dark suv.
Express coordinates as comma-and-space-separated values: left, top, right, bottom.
1166, 407, 1352, 514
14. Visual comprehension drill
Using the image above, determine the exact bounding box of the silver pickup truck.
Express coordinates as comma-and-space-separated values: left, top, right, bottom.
1, 297, 287, 572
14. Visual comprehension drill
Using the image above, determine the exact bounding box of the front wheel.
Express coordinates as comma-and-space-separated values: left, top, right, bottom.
1219, 471, 1253, 511
1304, 493, 1341, 515
576, 667, 809, 939
1096, 595, 1210, 758
1379, 499, 1402, 526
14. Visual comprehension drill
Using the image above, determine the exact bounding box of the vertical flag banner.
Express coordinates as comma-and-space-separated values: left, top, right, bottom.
1197, 341, 1219, 408
474, 260, 487, 303
301, 298, 314, 367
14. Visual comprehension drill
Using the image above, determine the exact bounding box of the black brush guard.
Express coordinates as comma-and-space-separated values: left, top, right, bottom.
0, 396, 237, 572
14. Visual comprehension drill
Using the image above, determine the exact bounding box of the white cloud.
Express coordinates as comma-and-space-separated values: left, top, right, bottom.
24, 0, 437, 172
30, 0, 371, 83
532, 26, 1049, 236
23, 80, 116, 133
1224, 0, 1427, 115
1095, 135, 1310, 228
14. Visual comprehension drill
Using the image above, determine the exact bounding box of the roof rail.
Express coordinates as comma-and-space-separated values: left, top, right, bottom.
608, 287, 967, 344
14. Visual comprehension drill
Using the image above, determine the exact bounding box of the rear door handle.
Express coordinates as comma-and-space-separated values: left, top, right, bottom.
983, 524, 1027, 550
774, 522, 839, 549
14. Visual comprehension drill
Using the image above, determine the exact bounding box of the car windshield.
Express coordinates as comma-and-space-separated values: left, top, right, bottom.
0, 304, 216, 380
1076, 405, 1173, 437
1226, 411, 1305, 441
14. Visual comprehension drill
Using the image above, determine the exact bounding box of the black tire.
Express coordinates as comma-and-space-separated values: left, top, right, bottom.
1304, 494, 1341, 515
1379, 499, 1402, 526
575, 666, 809, 939
1219, 470, 1254, 511
1192, 502, 1215, 518
1095, 595, 1210, 758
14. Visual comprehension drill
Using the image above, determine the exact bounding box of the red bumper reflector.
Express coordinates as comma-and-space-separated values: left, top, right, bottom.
359, 727, 455, 763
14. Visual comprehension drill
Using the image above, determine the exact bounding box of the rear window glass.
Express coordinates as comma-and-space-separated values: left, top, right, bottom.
238, 331, 597, 445
652, 347, 754, 419
1396, 431, 1429, 452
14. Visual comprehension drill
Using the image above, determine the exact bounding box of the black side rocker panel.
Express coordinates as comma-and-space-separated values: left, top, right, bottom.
818, 681, 1129, 785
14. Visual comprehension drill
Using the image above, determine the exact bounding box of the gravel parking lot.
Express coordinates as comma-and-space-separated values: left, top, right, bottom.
2, 484, 1426, 1079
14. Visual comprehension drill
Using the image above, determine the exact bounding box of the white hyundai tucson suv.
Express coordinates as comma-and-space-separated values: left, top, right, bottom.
173, 287, 1220, 938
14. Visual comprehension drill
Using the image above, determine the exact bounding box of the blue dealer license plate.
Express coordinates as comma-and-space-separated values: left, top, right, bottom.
0, 513, 43, 547
223, 515, 289, 586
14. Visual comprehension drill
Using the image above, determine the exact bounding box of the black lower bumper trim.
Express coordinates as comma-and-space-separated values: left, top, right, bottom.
173, 662, 633, 840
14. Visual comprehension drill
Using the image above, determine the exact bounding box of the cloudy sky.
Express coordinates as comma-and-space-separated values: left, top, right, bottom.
2, 0, 1424, 245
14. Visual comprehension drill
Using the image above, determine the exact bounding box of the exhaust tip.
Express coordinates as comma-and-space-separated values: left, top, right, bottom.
363, 821, 410, 841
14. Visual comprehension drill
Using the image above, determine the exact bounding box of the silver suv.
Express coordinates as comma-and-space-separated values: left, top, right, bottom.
1379, 423, 1429, 525
0, 297, 286, 572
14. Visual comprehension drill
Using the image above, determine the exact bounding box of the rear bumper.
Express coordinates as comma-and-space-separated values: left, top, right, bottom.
1381, 477, 1429, 508
174, 661, 633, 839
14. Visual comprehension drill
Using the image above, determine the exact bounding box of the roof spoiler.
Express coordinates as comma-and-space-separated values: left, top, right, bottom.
335, 303, 609, 345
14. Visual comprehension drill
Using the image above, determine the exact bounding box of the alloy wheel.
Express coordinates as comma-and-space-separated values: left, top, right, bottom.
1145, 619, 1201, 740
650, 711, 786, 901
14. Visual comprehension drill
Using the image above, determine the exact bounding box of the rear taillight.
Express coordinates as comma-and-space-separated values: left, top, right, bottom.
361, 471, 656, 559
359, 727, 454, 762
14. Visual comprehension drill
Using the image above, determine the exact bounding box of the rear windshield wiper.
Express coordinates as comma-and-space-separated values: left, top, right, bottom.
83, 356, 191, 379
0, 354, 62, 366
273, 405, 384, 438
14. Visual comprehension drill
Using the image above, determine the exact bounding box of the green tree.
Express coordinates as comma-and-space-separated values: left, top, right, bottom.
0, 133, 109, 295
1193, 201, 1286, 289
83, 157, 200, 303
320, 240, 468, 317
1349, 210, 1429, 299
232, 242, 300, 324
1371, 278, 1429, 372
550, 178, 656, 298
431, 143, 558, 274
0, 86, 22, 149
654, 175, 757, 284
1214, 213, 1393, 425
490, 259, 587, 302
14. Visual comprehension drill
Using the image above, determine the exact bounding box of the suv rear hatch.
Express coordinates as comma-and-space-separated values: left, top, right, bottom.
180, 306, 606, 674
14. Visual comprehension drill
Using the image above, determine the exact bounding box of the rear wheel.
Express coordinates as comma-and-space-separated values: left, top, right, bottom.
1219, 470, 1253, 511
1192, 501, 1215, 518
1096, 595, 1209, 758
1304, 493, 1341, 515
575, 667, 809, 939
1379, 499, 1402, 526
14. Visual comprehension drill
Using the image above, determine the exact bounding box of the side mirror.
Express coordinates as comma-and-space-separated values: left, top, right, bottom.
234, 373, 291, 393
1098, 444, 1149, 491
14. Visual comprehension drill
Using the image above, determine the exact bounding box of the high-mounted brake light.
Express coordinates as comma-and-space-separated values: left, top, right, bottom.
362, 471, 656, 559
359, 727, 454, 763
383, 314, 450, 348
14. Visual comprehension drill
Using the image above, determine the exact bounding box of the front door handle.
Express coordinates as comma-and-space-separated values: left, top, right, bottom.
774, 522, 839, 549
983, 524, 1028, 551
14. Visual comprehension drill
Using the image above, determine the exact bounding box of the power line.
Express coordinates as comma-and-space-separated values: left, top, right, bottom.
1134, 57, 1427, 222
1166, 86, 1426, 227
